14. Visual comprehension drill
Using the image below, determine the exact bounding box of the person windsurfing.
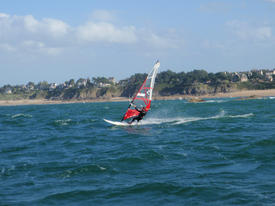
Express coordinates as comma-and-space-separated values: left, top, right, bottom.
128, 104, 147, 124
118, 60, 160, 125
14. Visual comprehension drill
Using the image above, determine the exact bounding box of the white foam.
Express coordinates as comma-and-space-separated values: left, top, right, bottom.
205, 99, 227, 103
137, 117, 185, 125
97, 165, 106, 170
55, 119, 72, 125
137, 111, 253, 126
11, 113, 32, 118
172, 110, 226, 125
137, 116, 209, 125
227, 113, 254, 118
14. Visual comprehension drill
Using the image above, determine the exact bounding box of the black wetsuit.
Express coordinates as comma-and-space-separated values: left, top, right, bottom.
130, 108, 147, 123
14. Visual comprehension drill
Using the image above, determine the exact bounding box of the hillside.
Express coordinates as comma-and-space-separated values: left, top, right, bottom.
1, 69, 275, 101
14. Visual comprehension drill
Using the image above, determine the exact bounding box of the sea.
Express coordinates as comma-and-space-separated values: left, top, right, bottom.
0, 97, 275, 205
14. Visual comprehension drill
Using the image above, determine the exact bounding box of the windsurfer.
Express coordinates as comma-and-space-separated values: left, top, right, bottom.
129, 105, 147, 124
119, 61, 159, 124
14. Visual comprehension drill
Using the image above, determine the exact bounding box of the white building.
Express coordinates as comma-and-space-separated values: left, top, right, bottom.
5, 88, 12, 94
240, 74, 248, 82
49, 83, 57, 91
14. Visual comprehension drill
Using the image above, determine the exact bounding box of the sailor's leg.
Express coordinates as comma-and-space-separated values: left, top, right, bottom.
129, 117, 137, 124
136, 117, 142, 123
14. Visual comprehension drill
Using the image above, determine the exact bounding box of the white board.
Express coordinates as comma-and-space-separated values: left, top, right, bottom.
103, 119, 131, 126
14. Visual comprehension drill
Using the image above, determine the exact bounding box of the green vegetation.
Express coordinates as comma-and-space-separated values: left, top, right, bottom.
1, 68, 275, 100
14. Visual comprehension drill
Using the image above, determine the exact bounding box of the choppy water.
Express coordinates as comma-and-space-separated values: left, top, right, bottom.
0, 98, 275, 205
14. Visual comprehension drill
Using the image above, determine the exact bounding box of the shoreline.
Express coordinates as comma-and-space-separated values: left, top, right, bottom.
154, 89, 275, 100
1, 89, 275, 106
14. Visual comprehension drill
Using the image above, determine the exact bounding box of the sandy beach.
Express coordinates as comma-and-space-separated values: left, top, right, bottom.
0, 89, 275, 106
154, 89, 275, 100
0, 97, 129, 106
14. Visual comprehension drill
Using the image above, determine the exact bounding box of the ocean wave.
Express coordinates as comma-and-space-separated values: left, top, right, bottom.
11, 113, 32, 118
202, 161, 260, 174
37, 182, 186, 203
250, 138, 275, 148
227, 113, 254, 118
54, 119, 73, 126
0, 165, 16, 176
56, 164, 107, 179
32, 181, 270, 205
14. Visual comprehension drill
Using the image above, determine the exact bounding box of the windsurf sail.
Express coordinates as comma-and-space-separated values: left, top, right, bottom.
121, 60, 160, 121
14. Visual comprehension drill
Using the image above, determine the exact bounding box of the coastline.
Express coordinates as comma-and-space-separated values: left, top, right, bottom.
154, 89, 275, 100
0, 97, 129, 106
1, 89, 275, 106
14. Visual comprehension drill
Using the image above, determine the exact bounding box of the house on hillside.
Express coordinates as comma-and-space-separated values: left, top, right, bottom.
265, 72, 273, 82
99, 82, 111, 87
49, 83, 57, 91
26, 82, 35, 90
259, 70, 264, 75
108, 77, 117, 84
232, 72, 240, 82
240, 73, 248, 82
5, 88, 12, 94
247, 71, 253, 78
76, 78, 88, 88
57, 83, 66, 89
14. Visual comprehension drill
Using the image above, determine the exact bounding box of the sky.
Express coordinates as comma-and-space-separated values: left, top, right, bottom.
1, 0, 275, 86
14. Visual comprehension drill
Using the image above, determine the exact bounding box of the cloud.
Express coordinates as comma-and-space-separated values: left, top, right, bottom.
0, 11, 182, 57
42, 18, 69, 37
0, 13, 10, 18
255, 27, 272, 39
265, 0, 275, 2
21, 40, 62, 55
76, 22, 137, 43
144, 32, 183, 49
227, 20, 272, 41
77, 10, 141, 44
0, 13, 69, 38
22, 15, 69, 37
23, 15, 39, 32
0, 12, 138, 56
0, 13, 69, 56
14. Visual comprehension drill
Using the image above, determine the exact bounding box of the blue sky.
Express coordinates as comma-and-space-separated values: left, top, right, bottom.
1, 0, 275, 86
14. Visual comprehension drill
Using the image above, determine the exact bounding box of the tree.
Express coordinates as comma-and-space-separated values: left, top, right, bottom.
192, 70, 209, 83
26, 82, 35, 90
37, 81, 49, 90
68, 79, 75, 87
120, 73, 147, 97
215, 72, 228, 81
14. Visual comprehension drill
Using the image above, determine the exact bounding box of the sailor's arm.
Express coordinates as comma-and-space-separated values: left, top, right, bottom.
135, 106, 142, 112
